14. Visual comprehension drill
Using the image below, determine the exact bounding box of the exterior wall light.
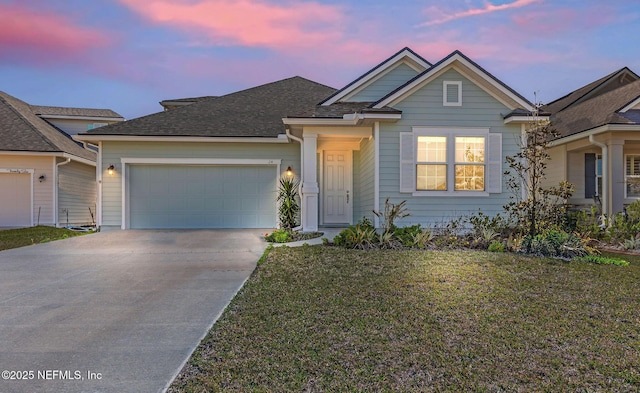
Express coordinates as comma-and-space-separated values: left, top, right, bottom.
38, 174, 46, 182
107, 164, 115, 175
286, 166, 293, 177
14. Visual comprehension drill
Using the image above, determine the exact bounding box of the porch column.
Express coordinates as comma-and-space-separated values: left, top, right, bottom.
301, 134, 319, 231
608, 138, 625, 215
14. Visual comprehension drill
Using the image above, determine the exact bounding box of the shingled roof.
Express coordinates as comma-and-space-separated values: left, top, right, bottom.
0, 91, 96, 161
552, 79, 640, 138
32, 105, 123, 119
287, 102, 402, 118
83, 77, 337, 137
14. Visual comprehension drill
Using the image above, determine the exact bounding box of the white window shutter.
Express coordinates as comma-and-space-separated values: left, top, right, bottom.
487, 133, 502, 193
399, 132, 415, 193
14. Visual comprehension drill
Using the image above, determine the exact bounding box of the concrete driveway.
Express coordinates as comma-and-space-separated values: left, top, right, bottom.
0, 229, 266, 393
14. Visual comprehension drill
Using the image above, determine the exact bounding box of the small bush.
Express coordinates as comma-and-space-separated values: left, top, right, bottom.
265, 229, 292, 243
522, 229, 589, 259
333, 218, 377, 249
574, 255, 630, 266
393, 224, 423, 247
488, 240, 505, 252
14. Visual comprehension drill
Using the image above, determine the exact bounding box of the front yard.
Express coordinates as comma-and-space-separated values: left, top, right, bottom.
0, 226, 92, 251
170, 246, 640, 392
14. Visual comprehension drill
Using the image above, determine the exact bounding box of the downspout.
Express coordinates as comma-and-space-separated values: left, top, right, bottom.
55, 158, 72, 227
589, 135, 608, 218
285, 128, 304, 231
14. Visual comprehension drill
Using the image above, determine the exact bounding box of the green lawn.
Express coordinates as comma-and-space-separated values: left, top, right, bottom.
169, 246, 640, 392
0, 226, 92, 251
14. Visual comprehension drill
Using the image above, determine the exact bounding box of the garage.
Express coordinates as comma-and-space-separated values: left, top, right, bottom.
0, 172, 31, 227
128, 164, 277, 229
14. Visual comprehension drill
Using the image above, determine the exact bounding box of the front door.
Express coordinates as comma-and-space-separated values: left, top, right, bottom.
323, 150, 352, 224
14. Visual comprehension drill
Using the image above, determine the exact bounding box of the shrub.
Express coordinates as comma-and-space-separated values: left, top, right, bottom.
265, 229, 292, 243
393, 224, 423, 247
619, 236, 640, 251
488, 240, 505, 252
574, 255, 630, 266
569, 206, 606, 241
521, 229, 589, 259
277, 177, 300, 230
373, 198, 409, 234
333, 218, 377, 249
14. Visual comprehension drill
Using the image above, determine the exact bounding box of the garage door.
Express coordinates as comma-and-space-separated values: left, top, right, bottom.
0, 173, 31, 227
129, 165, 277, 229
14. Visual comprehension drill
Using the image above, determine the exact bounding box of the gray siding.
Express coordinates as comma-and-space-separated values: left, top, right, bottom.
348, 63, 419, 102
101, 141, 300, 227
46, 119, 118, 136
58, 160, 96, 226
355, 137, 375, 222
377, 68, 522, 227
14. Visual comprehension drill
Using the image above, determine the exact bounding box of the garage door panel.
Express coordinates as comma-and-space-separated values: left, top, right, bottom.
129, 165, 276, 229
0, 173, 31, 227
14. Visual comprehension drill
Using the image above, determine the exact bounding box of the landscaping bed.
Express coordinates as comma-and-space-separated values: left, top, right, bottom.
169, 247, 640, 392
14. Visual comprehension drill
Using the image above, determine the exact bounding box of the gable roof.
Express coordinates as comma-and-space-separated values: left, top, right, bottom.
0, 91, 96, 161
319, 47, 431, 106
80, 77, 336, 138
542, 67, 640, 114
372, 50, 534, 111
32, 105, 123, 120
552, 79, 640, 138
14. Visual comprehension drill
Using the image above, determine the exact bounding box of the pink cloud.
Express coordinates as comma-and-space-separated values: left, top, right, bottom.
420, 0, 543, 26
0, 3, 111, 65
118, 0, 346, 50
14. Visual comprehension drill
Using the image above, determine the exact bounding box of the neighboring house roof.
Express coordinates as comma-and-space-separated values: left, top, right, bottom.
159, 96, 217, 110
82, 76, 336, 137
32, 105, 123, 120
542, 67, 640, 114
552, 79, 640, 138
0, 91, 96, 161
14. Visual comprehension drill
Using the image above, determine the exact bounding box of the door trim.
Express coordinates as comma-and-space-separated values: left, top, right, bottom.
320, 150, 353, 225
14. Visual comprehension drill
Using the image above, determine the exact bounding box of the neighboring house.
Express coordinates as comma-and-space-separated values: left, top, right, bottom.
543, 68, 640, 217
0, 91, 123, 227
76, 47, 539, 231
32, 105, 124, 135
159, 96, 217, 111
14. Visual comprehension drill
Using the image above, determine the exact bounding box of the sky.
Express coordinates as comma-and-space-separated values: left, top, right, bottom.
1, 0, 639, 120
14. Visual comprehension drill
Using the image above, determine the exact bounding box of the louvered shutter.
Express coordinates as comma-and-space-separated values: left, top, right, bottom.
486, 133, 502, 193
399, 132, 415, 193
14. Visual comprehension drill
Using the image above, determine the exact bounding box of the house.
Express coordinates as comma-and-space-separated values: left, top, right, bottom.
543, 68, 640, 217
0, 91, 123, 227
75, 48, 539, 231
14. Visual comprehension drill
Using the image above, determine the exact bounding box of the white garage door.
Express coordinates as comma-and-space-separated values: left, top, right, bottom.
129, 165, 277, 229
0, 173, 31, 227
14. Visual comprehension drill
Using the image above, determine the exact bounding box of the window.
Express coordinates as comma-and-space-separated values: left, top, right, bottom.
443, 81, 462, 106
416, 136, 447, 190
400, 128, 501, 195
626, 155, 640, 198
455, 136, 485, 191
596, 154, 602, 196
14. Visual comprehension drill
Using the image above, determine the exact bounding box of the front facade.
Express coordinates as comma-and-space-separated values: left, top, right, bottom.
0, 91, 123, 227
77, 48, 537, 231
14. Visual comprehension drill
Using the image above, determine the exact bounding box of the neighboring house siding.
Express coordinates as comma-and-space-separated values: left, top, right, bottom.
545, 145, 567, 188
348, 63, 420, 102
57, 160, 96, 226
377, 68, 521, 227
0, 155, 55, 226
355, 137, 375, 222
46, 119, 118, 136
100, 141, 300, 227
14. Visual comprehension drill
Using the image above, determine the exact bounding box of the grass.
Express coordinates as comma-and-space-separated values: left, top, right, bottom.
0, 226, 92, 251
169, 246, 640, 392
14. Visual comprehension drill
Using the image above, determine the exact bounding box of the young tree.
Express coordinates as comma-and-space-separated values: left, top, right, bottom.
503, 114, 574, 246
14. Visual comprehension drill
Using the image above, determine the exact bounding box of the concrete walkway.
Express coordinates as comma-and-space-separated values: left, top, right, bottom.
0, 229, 266, 393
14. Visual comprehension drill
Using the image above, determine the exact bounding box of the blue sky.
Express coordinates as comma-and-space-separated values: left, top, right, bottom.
1, 0, 639, 119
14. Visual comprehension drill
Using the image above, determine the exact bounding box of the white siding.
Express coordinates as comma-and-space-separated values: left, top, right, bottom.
348, 63, 419, 102
100, 141, 300, 228
377, 68, 522, 227
57, 159, 96, 226
0, 155, 55, 226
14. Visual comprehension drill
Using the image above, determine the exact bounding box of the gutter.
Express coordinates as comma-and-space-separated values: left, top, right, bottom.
589, 135, 608, 217
286, 128, 304, 231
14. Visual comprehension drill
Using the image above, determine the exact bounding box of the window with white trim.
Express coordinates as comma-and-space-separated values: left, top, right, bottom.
400, 128, 501, 195
443, 81, 462, 106
596, 154, 602, 196
626, 155, 640, 198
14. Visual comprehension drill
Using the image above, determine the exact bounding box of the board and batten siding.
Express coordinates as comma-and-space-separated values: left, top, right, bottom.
57, 159, 96, 226
100, 141, 300, 227
377, 68, 523, 227
347, 63, 420, 102
0, 155, 55, 226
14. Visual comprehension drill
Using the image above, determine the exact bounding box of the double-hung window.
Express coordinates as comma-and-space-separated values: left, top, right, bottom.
626, 155, 640, 198
400, 127, 501, 195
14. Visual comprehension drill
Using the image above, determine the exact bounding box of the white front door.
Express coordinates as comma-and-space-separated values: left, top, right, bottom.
323, 150, 352, 224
